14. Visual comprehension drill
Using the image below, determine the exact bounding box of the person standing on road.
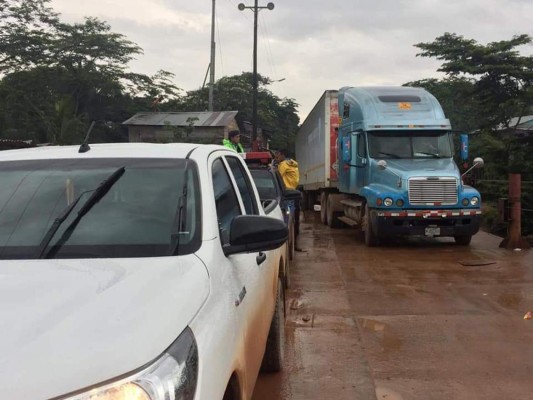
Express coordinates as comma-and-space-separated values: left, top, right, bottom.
275, 149, 299, 189
275, 149, 302, 245
223, 130, 244, 153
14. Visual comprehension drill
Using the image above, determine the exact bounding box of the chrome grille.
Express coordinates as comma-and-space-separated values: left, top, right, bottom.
408, 177, 458, 205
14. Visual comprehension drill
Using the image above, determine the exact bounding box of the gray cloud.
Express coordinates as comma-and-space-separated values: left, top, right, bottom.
51, 0, 533, 121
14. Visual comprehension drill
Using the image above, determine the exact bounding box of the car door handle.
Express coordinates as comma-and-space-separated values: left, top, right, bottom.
256, 252, 267, 266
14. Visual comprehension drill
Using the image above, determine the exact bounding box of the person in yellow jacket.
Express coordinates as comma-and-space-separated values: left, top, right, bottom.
275, 149, 299, 189
275, 148, 302, 246
222, 130, 244, 153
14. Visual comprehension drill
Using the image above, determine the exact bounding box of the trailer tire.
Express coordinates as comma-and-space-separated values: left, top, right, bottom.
454, 234, 472, 246
301, 191, 309, 211
326, 195, 343, 228
363, 204, 379, 247
320, 192, 328, 225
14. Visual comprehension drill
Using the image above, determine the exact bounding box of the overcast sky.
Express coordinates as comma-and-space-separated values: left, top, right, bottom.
51, 0, 533, 122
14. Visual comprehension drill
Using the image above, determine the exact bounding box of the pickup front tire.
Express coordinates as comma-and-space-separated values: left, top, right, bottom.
260, 278, 285, 372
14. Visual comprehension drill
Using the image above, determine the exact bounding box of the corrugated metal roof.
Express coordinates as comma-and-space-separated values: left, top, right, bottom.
122, 111, 238, 127
509, 115, 533, 130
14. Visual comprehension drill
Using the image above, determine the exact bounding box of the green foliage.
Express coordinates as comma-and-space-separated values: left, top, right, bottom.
404, 77, 481, 133
415, 33, 533, 130
0, 0, 180, 144
0, 0, 59, 72
176, 72, 300, 151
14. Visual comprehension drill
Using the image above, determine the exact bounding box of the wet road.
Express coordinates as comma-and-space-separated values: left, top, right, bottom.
253, 211, 533, 400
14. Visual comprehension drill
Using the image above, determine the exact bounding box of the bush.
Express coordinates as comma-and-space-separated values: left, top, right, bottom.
481, 202, 507, 237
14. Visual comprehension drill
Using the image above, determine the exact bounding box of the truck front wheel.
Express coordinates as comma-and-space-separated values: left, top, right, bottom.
454, 234, 472, 246
363, 205, 379, 247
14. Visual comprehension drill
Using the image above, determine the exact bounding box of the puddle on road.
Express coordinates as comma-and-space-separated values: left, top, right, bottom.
376, 387, 405, 400
359, 318, 404, 353
497, 292, 523, 310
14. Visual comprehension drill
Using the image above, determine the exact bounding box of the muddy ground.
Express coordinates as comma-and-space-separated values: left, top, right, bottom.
253, 211, 533, 400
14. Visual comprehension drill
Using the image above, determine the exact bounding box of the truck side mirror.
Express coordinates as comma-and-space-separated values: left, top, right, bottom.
377, 160, 388, 170
461, 157, 484, 181
473, 157, 484, 168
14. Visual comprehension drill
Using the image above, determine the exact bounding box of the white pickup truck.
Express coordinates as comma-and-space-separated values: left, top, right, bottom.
0, 143, 288, 400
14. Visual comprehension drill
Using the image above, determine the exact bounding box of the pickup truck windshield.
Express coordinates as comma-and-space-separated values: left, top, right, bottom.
367, 130, 453, 159
0, 158, 201, 259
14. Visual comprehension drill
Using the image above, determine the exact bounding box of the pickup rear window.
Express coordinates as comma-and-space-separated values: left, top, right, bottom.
0, 158, 201, 259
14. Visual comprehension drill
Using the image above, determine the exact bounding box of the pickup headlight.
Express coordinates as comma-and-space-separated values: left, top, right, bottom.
470, 196, 479, 206
66, 328, 198, 400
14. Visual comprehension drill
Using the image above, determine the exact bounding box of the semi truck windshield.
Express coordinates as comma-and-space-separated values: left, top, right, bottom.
367, 130, 453, 159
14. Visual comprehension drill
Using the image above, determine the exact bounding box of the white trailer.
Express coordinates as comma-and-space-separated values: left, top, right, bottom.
295, 90, 341, 221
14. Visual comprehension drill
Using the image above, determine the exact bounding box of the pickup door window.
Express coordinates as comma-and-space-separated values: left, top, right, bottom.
225, 156, 259, 215
212, 158, 242, 244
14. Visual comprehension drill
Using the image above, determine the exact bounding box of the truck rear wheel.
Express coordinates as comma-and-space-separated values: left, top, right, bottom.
320, 192, 328, 225
454, 234, 472, 246
326, 194, 343, 228
363, 204, 379, 247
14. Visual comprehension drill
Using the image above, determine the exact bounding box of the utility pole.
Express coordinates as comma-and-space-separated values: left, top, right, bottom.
500, 174, 530, 249
208, 0, 216, 111
238, 1, 274, 142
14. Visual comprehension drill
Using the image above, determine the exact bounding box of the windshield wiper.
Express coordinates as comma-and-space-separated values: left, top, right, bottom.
37, 166, 126, 259
416, 152, 440, 158
378, 151, 401, 159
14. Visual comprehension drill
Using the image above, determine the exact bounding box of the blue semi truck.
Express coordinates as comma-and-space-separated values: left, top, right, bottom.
295, 86, 484, 246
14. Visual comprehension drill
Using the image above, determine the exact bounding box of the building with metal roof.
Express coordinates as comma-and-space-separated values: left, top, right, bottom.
496, 115, 533, 136
122, 111, 239, 144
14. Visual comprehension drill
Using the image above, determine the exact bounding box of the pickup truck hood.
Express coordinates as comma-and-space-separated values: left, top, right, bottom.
0, 255, 209, 399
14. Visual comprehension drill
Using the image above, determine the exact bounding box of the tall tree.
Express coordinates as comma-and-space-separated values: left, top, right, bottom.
414, 33, 533, 130
176, 72, 300, 150
0, 1, 181, 144
0, 0, 58, 72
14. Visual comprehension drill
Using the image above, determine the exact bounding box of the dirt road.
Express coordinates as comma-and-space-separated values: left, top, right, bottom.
253, 211, 533, 400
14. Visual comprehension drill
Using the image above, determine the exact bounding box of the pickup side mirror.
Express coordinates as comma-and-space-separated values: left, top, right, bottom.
262, 198, 279, 215
223, 215, 288, 256
283, 189, 302, 201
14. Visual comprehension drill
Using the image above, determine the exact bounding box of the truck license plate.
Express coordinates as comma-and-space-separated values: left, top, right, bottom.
425, 227, 440, 236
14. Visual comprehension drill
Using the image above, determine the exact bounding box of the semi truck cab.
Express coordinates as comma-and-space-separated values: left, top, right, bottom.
334, 86, 483, 245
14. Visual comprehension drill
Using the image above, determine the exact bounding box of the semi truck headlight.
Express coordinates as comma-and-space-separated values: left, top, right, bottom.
384, 198, 393, 207
396, 199, 404, 207
470, 197, 479, 206
462, 198, 470, 206
65, 328, 198, 400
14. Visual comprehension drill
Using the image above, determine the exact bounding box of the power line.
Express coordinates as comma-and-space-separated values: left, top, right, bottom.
215, 6, 225, 77
259, 12, 277, 79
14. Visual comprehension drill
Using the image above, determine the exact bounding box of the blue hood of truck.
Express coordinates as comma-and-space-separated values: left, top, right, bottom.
382, 158, 459, 179
366, 157, 460, 195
